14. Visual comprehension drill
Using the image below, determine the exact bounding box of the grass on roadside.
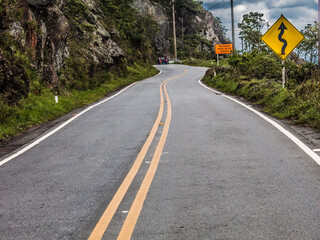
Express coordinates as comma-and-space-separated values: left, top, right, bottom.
182, 58, 229, 68
202, 68, 320, 129
0, 63, 158, 143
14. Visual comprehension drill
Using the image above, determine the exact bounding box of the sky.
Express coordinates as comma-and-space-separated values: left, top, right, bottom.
201, 0, 318, 50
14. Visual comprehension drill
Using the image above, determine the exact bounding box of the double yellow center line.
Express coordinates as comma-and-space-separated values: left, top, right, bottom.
88, 68, 188, 240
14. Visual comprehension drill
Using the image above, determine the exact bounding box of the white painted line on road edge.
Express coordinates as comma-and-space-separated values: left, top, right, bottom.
0, 70, 164, 167
156, 70, 163, 77
198, 78, 320, 166
313, 149, 320, 152
0, 82, 140, 167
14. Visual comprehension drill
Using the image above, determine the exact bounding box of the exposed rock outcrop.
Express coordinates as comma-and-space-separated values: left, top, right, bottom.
0, 51, 29, 103
198, 11, 229, 45
133, 0, 170, 54
4, 0, 124, 90
1, 0, 229, 103
133, 0, 229, 56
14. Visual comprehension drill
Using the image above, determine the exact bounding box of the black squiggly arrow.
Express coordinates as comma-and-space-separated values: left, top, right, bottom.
278, 22, 288, 55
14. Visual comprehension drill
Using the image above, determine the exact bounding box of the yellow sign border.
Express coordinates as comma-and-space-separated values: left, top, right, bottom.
261, 15, 304, 60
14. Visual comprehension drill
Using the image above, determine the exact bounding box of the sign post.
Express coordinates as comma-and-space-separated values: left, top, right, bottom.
282, 60, 285, 88
215, 43, 233, 67
214, 44, 232, 76
215, 44, 233, 55
261, 15, 304, 88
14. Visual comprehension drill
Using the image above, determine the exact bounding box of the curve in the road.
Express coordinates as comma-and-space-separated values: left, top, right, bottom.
88, 68, 188, 240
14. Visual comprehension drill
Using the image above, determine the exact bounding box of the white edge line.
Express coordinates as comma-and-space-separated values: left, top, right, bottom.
198, 78, 320, 166
155, 69, 163, 77
0, 70, 163, 167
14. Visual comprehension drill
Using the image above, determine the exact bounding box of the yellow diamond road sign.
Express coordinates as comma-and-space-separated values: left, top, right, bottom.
261, 15, 304, 60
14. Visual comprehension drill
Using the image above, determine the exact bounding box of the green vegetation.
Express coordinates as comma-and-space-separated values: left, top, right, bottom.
178, 34, 214, 59
151, 0, 226, 60
0, 33, 36, 103
151, 0, 204, 14
238, 12, 266, 53
182, 57, 229, 68
200, 12, 320, 130
0, 0, 229, 143
0, 63, 158, 142
202, 52, 320, 129
0, 0, 163, 142
97, 0, 160, 61
296, 21, 318, 63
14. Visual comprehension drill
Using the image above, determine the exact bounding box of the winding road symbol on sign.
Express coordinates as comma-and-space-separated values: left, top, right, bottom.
278, 22, 287, 55
261, 15, 304, 60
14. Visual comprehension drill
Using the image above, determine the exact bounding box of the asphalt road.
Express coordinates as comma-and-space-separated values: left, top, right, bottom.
1, 65, 320, 240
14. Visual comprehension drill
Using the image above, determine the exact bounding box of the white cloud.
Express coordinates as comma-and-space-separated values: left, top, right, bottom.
209, 2, 271, 49
286, 7, 318, 31
271, 0, 301, 8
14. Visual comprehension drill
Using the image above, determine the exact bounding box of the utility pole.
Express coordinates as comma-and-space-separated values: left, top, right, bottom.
172, 0, 177, 59
181, 17, 184, 49
231, 0, 235, 54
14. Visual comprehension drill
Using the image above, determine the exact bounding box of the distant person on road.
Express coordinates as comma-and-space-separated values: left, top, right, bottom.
158, 57, 162, 65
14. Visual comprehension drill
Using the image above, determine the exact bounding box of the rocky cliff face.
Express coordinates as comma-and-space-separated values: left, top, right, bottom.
133, 0, 228, 56
196, 11, 229, 45
7, 0, 123, 88
133, 0, 170, 54
0, 0, 228, 103
1, 0, 124, 100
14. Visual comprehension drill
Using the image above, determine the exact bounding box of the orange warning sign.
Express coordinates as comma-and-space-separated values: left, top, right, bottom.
215, 44, 233, 54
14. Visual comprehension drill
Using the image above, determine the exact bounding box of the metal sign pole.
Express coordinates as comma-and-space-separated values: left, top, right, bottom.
282, 60, 285, 88
217, 54, 219, 67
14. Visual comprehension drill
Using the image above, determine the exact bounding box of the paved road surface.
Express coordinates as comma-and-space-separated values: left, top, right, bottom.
1, 65, 320, 239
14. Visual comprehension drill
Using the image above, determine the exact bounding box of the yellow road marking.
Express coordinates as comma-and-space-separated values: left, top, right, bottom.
88, 81, 166, 240
88, 67, 188, 240
116, 69, 188, 240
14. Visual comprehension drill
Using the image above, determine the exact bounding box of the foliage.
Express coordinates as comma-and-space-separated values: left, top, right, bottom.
214, 17, 227, 36
228, 52, 281, 80
178, 34, 213, 59
151, 0, 203, 14
295, 22, 318, 63
0, 0, 229, 141
63, 0, 95, 40
98, 0, 160, 61
182, 57, 229, 68
0, 63, 158, 142
202, 52, 320, 129
0, 33, 37, 104
238, 12, 266, 53
0, 0, 25, 24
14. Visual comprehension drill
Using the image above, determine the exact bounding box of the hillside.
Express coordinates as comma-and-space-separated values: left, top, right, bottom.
0, 0, 228, 141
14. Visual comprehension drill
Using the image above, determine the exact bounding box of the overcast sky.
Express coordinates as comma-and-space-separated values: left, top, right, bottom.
201, 0, 318, 50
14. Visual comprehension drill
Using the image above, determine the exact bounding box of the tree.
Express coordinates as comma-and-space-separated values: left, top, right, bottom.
295, 22, 318, 63
214, 17, 227, 36
238, 12, 265, 53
